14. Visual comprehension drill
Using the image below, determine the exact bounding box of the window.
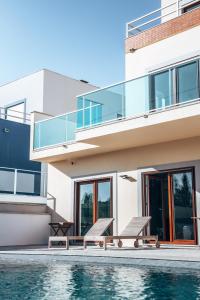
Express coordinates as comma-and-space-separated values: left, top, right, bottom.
5, 100, 26, 123
176, 61, 199, 103
182, 1, 200, 13
150, 70, 172, 110
150, 59, 200, 109
76, 178, 112, 236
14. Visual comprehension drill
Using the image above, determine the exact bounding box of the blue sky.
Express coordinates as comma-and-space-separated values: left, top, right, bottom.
0, 0, 160, 87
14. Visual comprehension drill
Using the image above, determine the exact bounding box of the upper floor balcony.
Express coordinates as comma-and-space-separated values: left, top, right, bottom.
126, 0, 200, 37
31, 57, 200, 162
125, 0, 200, 55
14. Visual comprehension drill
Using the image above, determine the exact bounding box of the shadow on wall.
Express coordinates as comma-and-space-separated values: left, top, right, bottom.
46, 206, 74, 236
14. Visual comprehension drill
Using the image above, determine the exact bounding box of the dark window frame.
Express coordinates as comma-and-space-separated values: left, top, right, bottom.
149, 58, 200, 109
74, 177, 113, 236
182, 0, 200, 13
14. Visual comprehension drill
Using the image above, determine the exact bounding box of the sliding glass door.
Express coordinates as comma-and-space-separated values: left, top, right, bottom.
79, 183, 94, 236
77, 178, 112, 236
144, 168, 196, 244
172, 171, 194, 241
150, 70, 172, 110
149, 59, 200, 111
176, 61, 199, 103
148, 173, 170, 241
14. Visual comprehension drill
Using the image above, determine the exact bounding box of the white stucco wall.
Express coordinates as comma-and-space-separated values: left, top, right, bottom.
0, 69, 97, 117
0, 71, 44, 115
125, 25, 200, 80
43, 70, 97, 116
0, 213, 50, 246
47, 136, 200, 244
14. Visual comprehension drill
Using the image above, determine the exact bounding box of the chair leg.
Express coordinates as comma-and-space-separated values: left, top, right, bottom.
104, 238, 107, 250
66, 238, 69, 250
84, 240, 87, 249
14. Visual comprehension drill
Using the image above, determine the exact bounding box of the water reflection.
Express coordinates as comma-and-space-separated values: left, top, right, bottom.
0, 260, 200, 299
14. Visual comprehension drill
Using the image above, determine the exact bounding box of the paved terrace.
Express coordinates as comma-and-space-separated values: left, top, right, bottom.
0, 245, 200, 269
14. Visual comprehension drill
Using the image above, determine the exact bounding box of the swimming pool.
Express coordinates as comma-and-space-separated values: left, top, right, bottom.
0, 258, 200, 299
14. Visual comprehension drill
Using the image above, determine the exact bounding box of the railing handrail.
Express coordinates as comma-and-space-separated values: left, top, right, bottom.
0, 106, 31, 116
34, 103, 102, 125
0, 106, 31, 123
0, 113, 30, 122
0, 166, 45, 174
0, 166, 47, 197
126, 0, 198, 37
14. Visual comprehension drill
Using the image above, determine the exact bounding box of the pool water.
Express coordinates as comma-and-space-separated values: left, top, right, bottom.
0, 259, 200, 300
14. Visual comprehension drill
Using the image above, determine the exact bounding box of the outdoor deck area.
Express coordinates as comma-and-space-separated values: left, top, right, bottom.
1, 245, 200, 269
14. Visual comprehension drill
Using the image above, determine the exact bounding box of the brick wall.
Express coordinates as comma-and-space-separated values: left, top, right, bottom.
125, 8, 200, 53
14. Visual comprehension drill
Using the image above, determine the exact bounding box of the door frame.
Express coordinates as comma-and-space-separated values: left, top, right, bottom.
75, 177, 113, 236
142, 166, 197, 245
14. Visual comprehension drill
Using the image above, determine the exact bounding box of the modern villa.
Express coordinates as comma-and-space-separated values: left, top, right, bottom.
30, 0, 200, 247
3, 1, 200, 299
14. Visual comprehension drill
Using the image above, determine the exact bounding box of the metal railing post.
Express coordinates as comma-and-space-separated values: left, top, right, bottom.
177, 0, 180, 16
14, 169, 17, 195
126, 22, 129, 38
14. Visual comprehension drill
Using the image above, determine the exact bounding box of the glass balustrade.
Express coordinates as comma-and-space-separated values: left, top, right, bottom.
33, 59, 200, 150
34, 112, 76, 149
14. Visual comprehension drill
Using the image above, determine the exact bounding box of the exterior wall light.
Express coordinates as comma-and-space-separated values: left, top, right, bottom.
129, 48, 135, 53
120, 175, 136, 182
2, 128, 10, 133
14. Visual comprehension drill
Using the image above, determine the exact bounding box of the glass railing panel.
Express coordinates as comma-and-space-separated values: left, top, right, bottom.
66, 111, 76, 142
0, 168, 15, 193
125, 75, 149, 118
35, 115, 66, 149
77, 83, 125, 128
16, 170, 41, 196
77, 73, 175, 128
34, 112, 77, 149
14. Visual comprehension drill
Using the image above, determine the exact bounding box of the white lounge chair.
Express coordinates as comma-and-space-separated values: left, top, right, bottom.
49, 218, 114, 249
85, 216, 160, 250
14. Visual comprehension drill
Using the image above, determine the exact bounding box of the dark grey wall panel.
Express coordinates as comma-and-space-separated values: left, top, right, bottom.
0, 119, 41, 171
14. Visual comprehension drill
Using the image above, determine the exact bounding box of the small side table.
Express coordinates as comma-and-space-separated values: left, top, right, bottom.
49, 222, 73, 236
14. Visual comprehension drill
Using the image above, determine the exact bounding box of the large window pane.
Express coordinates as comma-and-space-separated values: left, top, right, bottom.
177, 62, 199, 103
148, 174, 169, 241
80, 183, 93, 236
172, 171, 194, 240
125, 75, 149, 117
150, 70, 172, 110
97, 181, 111, 218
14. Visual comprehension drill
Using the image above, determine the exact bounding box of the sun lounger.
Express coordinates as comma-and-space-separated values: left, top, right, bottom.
49, 218, 114, 249
102, 216, 160, 250
83, 218, 114, 250
84, 216, 159, 250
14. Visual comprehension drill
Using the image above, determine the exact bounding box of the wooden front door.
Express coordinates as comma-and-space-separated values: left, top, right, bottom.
144, 168, 197, 244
